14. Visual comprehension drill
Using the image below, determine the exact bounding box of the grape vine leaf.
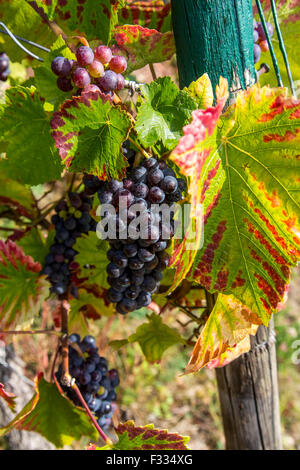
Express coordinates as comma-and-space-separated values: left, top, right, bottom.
135, 77, 198, 151
0, 0, 54, 62
183, 73, 214, 109
168, 77, 229, 293
94, 420, 190, 450
0, 374, 98, 447
119, 1, 172, 33
51, 92, 132, 179
185, 293, 259, 373
0, 383, 16, 412
0, 240, 50, 330
34, 36, 76, 109
53, 0, 124, 43
18, 228, 56, 265
73, 233, 109, 287
0, 86, 62, 185
69, 285, 115, 331
114, 25, 175, 74
128, 313, 185, 363
172, 83, 300, 326
0, 170, 37, 220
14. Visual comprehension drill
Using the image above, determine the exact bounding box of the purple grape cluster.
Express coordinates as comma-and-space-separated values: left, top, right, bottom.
42, 192, 96, 296
0, 52, 10, 82
50, 44, 127, 95
56, 334, 119, 430
253, 20, 274, 64
97, 158, 186, 314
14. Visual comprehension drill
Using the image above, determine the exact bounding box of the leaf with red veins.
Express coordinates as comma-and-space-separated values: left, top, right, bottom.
0, 240, 50, 330
187, 84, 300, 325
185, 293, 259, 373
114, 24, 175, 74
95, 420, 190, 450
0, 383, 16, 412
119, 1, 172, 33
51, 92, 132, 180
168, 77, 228, 293
0, 374, 97, 448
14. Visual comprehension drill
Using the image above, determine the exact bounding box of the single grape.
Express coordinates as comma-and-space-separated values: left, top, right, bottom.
253, 43, 261, 64
147, 168, 164, 186
112, 189, 135, 208
116, 73, 125, 90
88, 60, 104, 78
130, 166, 147, 183
57, 77, 73, 92
98, 70, 118, 92
106, 262, 123, 278
107, 288, 123, 303
72, 67, 91, 88
138, 248, 155, 263
107, 179, 123, 193
94, 45, 113, 64
132, 182, 149, 199
123, 243, 138, 258
76, 46, 94, 66
136, 291, 152, 308
160, 176, 178, 194
51, 56, 72, 77
82, 84, 101, 94
109, 55, 127, 74
253, 29, 259, 43
128, 257, 144, 270
260, 40, 269, 53
148, 186, 165, 204
98, 190, 113, 205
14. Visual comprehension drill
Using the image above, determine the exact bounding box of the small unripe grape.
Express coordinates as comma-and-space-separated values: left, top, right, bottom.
88, 60, 104, 78
109, 55, 127, 74
76, 46, 94, 66
259, 40, 269, 52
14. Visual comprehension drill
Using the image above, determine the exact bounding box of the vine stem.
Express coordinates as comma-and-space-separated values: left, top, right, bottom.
149, 63, 158, 81
0, 329, 60, 336
71, 383, 113, 446
128, 136, 152, 160
60, 299, 71, 386
28, 1, 68, 43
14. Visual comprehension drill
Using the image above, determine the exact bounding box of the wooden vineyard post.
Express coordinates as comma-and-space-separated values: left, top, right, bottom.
171, 0, 282, 449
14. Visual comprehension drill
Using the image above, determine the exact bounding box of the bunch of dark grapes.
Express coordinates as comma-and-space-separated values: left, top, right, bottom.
0, 52, 10, 81
56, 334, 119, 430
42, 192, 96, 296
97, 158, 186, 314
51, 44, 127, 95
253, 20, 274, 64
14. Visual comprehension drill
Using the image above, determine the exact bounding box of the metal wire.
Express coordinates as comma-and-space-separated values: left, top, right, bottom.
270, 0, 296, 97
0, 22, 45, 62
255, 0, 283, 87
0, 27, 50, 53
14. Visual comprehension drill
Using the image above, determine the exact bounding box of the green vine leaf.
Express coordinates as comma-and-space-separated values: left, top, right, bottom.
118, 1, 172, 33
135, 77, 197, 151
51, 0, 124, 43
0, 86, 62, 185
0, 374, 98, 448
73, 233, 109, 287
114, 25, 175, 74
18, 228, 56, 265
51, 93, 132, 179
0, 0, 54, 62
0, 170, 37, 220
0, 240, 50, 330
128, 313, 185, 363
183, 73, 214, 109
94, 420, 190, 450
